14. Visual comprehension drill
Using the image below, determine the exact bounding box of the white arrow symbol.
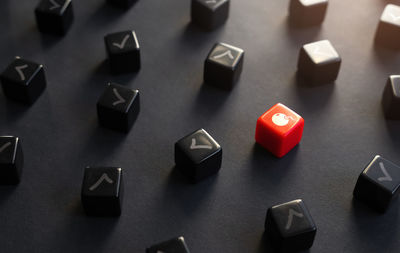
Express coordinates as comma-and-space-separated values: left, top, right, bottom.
112, 35, 130, 49
15, 65, 28, 81
378, 162, 393, 182
0, 142, 12, 153
49, 0, 61, 10
89, 173, 114, 191
190, 138, 212, 150
285, 209, 304, 230
312, 46, 332, 57
389, 13, 400, 22
213, 50, 234, 60
112, 88, 126, 106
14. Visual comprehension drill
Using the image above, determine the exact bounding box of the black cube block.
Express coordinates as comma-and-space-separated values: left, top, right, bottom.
175, 129, 222, 183
289, 0, 328, 27
382, 75, 400, 119
0, 57, 47, 104
204, 42, 244, 89
297, 40, 341, 84
353, 155, 400, 212
265, 199, 317, 252
0, 136, 23, 185
105, 30, 141, 74
191, 0, 230, 30
146, 237, 191, 253
97, 83, 140, 132
35, 0, 74, 36
375, 4, 400, 48
81, 167, 124, 216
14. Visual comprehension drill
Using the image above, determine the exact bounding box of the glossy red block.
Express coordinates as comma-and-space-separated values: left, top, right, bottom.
255, 103, 304, 158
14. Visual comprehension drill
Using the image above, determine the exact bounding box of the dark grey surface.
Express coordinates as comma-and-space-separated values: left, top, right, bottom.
1, 0, 400, 252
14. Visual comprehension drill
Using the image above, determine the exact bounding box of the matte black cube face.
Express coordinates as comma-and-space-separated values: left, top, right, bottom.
289, 0, 328, 27
107, 0, 137, 8
81, 167, 123, 216
0, 136, 23, 185
382, 76, 400, 119
353, 156, 400, 212
191, 0, 230, 30
265, 199, 317, 252
146, 237, 191, 253
376, 4, 400, 48
0, 57, 47, 104
105, 31, 141, 74
35, 0, 74, 36
97, 83, 140, 132
204, 43, 244, 89
297, 40, 341, 84
175, 129, 222, 183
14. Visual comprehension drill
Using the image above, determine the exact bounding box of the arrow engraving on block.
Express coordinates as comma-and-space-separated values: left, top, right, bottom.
190, 138, 212, 150
15, 65, 28, 81
312, 46, 332, 57
213, 50, 234, 60
112, 34, 130, 49
49, 0, 61, 10
112, 88, 126, 106
390, 13, 400, 22
378, 162, 393, 182
0, 142, 12, 153
285, 209, 304, 230
89, 173, 114, 191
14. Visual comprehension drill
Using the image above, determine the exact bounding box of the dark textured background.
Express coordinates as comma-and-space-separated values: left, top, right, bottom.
0, 0, 400, 252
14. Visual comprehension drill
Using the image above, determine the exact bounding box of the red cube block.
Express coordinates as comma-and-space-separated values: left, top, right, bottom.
255, 103, 304, 158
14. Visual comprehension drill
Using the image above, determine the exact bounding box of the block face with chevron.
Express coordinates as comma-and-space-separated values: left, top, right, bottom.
0, 57, 47, 104
353, 155, 400, 212
297, 40, 341, 84
104, 30, 141, 74
146, 237, 191, 253
81, 167, 124, 216
289, 0, 328, 27
35, 0, 74, 35
191, 0, 230, 30
265, 199, 317, 252
204, 42, 244, 89
97, 83, 140, 132
175, 128, 222, 183
376, 4, 400, 48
